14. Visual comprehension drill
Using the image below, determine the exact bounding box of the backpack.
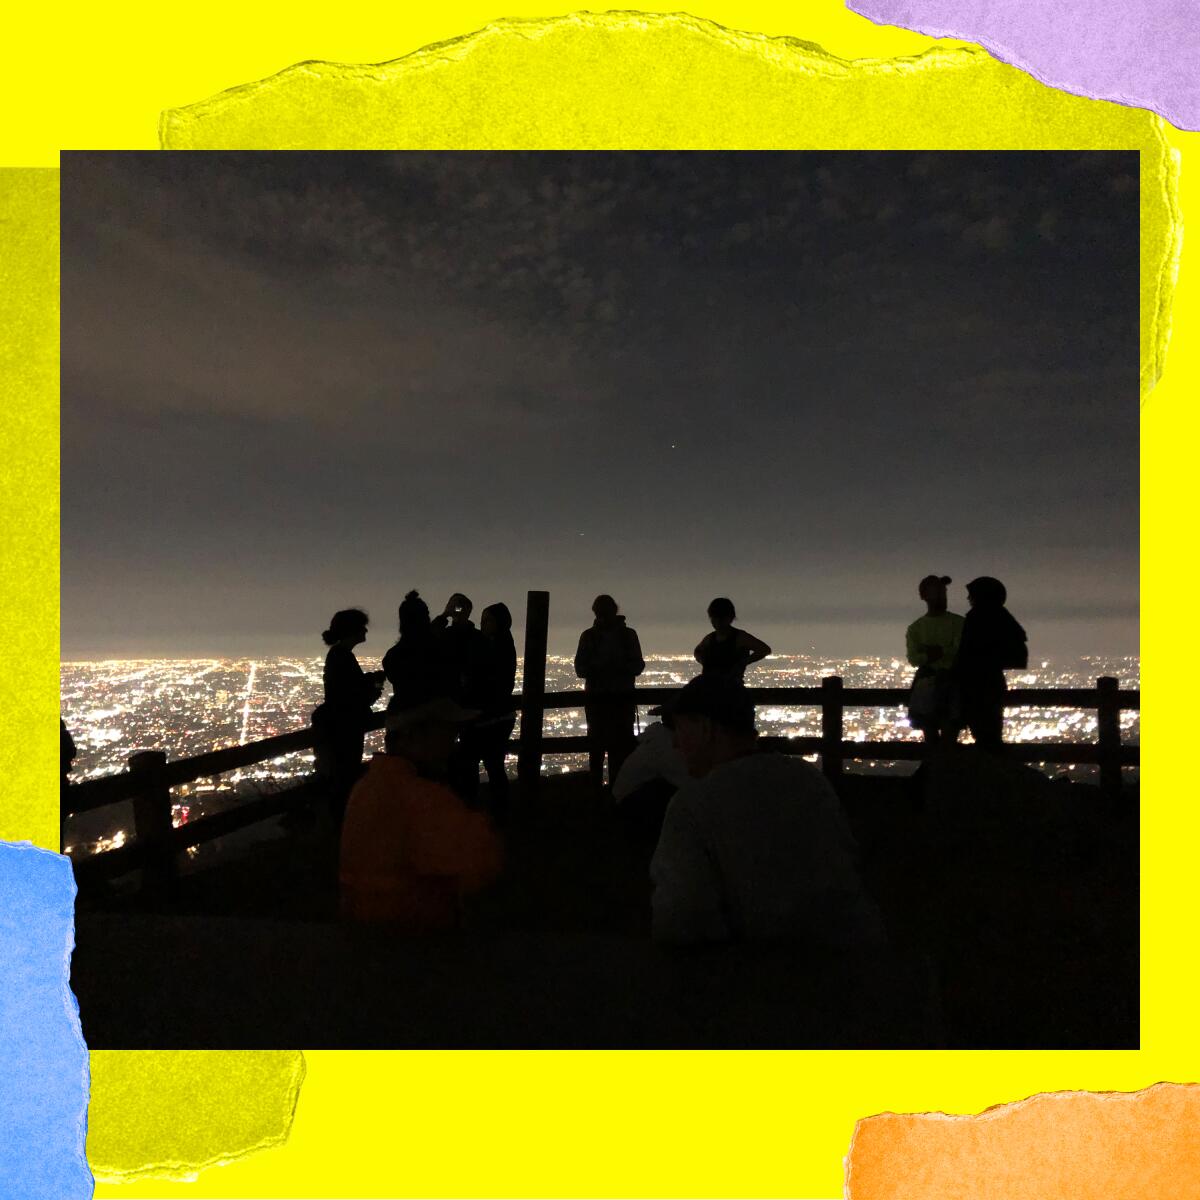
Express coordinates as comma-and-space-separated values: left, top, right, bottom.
1000, 616, 1028, 670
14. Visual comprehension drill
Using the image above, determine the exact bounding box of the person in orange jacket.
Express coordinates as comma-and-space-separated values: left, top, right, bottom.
339, 697, 503, 932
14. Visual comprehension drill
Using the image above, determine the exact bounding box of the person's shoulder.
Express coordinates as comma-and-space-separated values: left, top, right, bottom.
735, 751, 833, 793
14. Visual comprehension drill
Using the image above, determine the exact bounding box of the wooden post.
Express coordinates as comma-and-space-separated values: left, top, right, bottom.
821, 675, 844, 784
128, 749, 176, 900
1096, 676, 1122, 799
517, 590, 550, 794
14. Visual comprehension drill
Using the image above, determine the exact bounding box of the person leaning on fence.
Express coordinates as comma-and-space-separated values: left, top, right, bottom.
694, 597, 771, 682
905, 574, 965, 747
574, 594, 646, 790
338, 698, 503, 932
955, 576, 1029, 753
649, 675, 885, 947
312, 608, 386, 821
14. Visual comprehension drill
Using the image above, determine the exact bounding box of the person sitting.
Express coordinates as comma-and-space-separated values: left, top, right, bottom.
338, 697, 503, 932
904, 574, 965, 747
612, 705, 691, 849
650, 675, 884, 947
694, 597, 771, 682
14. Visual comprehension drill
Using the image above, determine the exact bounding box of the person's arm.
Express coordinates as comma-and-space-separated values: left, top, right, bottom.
905, 621, 927, 668
738, 631, 772, 666
627, 629, 646, 678
650, 799, 727, 944
694, 633, 711, 666
574, 631, 592, 680
945, 617, 964, 669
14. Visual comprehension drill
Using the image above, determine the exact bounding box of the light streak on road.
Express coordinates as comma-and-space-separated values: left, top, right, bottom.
238, 661, 257, 745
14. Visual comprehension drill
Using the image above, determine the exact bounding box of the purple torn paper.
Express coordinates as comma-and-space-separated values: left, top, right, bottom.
0, 842, 92, 1199
848, 0, 1199, 131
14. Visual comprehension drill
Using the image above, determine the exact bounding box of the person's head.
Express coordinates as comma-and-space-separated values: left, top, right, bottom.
449, 593, 473, 623
918, 575, 951, 614
707, 597, 736, 631
322, 608, 369, 647
398, 590, 430, 636
592, 594, 619, 622
480, 602, 512, 640
966, 576, 1007, 609
668, 675, 758, 778
384, 697, 479, 773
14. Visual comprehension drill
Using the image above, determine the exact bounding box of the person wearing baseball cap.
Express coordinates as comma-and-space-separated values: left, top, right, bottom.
338, 696, 502, 931
649, 676, 884, 947
904, 574, 965, 747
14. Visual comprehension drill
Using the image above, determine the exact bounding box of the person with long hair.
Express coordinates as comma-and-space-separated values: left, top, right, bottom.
313, 608, 385, 819
574, 594, 645, 790
694, 597, 771, 682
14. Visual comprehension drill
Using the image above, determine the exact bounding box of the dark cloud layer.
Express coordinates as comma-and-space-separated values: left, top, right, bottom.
62, 152, 1138, 659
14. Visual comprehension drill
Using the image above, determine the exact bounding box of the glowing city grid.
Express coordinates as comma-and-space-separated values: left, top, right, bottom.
61, 653, 1139, 855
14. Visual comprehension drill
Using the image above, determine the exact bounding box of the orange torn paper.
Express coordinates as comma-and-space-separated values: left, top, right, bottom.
846, 1082, 1200, 1199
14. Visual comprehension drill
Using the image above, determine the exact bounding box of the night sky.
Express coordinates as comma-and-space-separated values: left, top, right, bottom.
61, 151, 1139, 660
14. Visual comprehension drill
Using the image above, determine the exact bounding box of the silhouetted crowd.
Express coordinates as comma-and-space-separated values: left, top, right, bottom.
316, 576, 1027, 947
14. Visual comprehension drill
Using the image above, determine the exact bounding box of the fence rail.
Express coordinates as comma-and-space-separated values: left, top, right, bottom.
66, 590, 1138, 894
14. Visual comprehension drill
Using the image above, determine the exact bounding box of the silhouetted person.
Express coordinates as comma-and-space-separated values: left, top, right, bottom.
574, 595, 645, 789
612, 704, 690, 850
454, 602, 519, 821
61, 719, 77, 852
650, 675, 884, 946
432, 593, 488, 709
694, 597, 771, 681
313, 608, 385, 821
382, 590, 449, 713
339, 698, 502, 932
905, 574, 965, 747
956, 576, 1028, 752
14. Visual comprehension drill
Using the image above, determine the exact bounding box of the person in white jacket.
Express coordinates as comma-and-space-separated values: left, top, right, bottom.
650, 676, 885, 947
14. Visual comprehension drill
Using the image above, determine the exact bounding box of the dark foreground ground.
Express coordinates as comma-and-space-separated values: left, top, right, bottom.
70, 751, 1138, 1048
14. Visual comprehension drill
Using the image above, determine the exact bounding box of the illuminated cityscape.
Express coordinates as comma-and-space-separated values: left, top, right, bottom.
61, 652, 1139, 856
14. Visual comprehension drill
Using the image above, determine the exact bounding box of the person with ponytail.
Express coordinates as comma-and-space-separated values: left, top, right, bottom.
382, 590, 450, 713
312, 608, 385, 820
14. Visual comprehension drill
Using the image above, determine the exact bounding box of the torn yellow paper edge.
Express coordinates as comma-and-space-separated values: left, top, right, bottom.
86, 1051, 305, 1183
159, 11, 1180, 400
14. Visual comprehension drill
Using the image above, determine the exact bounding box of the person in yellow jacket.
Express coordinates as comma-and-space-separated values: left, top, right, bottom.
339, 697, 503, 931
905, 574, 965, 746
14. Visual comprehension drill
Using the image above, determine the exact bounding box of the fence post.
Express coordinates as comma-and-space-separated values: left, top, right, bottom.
128, 749, 176, 901
517, 590, 550, 794
821, 675, 844, 784
1096, 676, 1122, 799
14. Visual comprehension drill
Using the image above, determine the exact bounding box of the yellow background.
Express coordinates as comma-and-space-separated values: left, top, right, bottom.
3, 2, 1190, 1196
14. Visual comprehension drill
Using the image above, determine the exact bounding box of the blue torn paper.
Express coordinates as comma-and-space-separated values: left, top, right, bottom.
0, 841, 93, 1198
